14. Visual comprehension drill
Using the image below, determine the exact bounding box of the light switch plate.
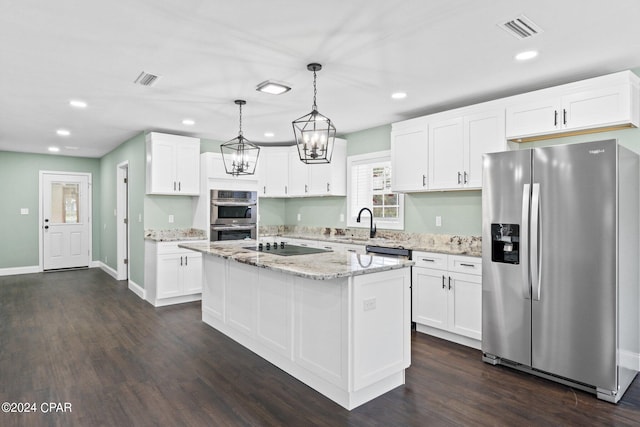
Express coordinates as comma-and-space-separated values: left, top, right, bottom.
168, 215, 174, 223
436, 216, 442, 227
20, 208, 29, 215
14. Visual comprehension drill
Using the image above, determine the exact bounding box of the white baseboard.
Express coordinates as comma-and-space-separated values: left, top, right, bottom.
128, 279, 145, 300
415, 323, 481, 350
97, 262, 119, 279
0, 265, 40, 276
620, 350, 640, 371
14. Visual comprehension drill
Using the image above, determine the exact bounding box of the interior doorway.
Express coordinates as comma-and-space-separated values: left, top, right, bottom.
40, 171, 92, 270
117, 161, 130, 281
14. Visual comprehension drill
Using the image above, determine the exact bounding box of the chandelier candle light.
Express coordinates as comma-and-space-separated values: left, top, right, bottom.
221, 100, 260, 176
292, 63, 336, 164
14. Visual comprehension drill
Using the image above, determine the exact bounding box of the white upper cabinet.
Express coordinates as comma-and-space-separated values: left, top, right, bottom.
391, 117, 428, 192
464, 109, 506, 188
146, 132, 201, 195
429, 117, 464, 190
428, 108, 505, 191
506, 70, 640, 142
259, 139, 347, 198
306, 138, 347, 196
258, 147, 289, 197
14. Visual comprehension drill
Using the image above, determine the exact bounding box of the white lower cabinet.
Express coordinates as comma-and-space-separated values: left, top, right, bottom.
144, 240, 205, 307
201, 255, 410, 410
412, 251, 482, 348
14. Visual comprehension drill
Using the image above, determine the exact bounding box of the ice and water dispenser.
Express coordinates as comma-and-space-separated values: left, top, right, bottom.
491, 224, 520, 264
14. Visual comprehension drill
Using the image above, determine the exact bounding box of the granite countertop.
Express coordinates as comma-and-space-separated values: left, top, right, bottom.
269, 233, 482, 257
179, 240, 414, 281
145, 228, 207, 242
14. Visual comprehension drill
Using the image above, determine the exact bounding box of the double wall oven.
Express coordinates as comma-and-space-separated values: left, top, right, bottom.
210, 189, 257, 241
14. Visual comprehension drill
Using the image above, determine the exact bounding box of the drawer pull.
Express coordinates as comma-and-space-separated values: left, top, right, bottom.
421, 258, 436, 262
460, 263, 475, 268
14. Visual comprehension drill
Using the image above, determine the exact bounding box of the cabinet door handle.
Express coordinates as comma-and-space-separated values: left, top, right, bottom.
422, 174, 426, 187
563, 108, 567, 125
185, 256, 188, 266
448, 276, 452, 290
285, 185, 288, 194
174, 181, 177, 191
464, 171, 468, 184
180, 256, 183, 266
263, 186, 266, 194
305, 184, 308, 193
457, 172, 462, 184
327, 183, 330, 192
554, 110, 558, 127
178, 181, 181, 191
460, 263, 475, 268
442, 275, 446, 289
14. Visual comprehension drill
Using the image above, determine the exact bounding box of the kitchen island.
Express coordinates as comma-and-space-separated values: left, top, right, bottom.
180, 240, 413, 410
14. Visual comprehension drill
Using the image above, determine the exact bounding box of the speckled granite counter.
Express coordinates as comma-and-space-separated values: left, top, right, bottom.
179, 240, 413, 280
145, 228, 207, 242
258, 226, 481, 257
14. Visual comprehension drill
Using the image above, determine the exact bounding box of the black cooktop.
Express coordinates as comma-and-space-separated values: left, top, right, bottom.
243, 243, 331, 257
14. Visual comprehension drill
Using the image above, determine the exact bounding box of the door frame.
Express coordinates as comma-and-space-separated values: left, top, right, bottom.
38, 171, 93, 272
116, 161, 130, 281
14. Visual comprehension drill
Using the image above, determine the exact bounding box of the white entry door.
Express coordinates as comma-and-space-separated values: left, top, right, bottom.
42, 172, 91, 270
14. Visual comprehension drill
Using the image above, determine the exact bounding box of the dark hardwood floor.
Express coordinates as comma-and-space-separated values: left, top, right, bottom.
1, 269, 639, 426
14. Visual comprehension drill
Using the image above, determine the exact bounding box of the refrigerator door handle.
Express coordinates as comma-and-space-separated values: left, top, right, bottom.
531, 183, 541, 301
521, 184, 531, 299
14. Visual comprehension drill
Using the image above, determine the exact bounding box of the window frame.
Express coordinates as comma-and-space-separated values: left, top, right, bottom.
346, 150, 405, 230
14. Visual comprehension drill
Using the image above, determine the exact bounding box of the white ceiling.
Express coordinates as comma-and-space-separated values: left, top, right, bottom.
2, 0, 640, 158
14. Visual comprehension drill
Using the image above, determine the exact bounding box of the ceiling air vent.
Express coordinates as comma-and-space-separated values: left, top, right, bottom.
500, 15, 543, 39
134, 71, 161, 87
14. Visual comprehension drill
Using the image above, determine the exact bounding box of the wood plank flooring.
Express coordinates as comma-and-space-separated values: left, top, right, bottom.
0, 268, 638, 426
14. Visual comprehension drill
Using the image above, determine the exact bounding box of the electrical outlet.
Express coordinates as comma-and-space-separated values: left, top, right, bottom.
169, 215, 174, 223
363, 297, 376, 311
20, 208, 29, 215
297, 213, 301, 221
138, 213, 142, 222
436, 216, 442, 227
339, 213, 344, 222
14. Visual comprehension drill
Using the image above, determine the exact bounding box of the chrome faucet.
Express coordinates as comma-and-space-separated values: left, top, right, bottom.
356, 207, 376, 238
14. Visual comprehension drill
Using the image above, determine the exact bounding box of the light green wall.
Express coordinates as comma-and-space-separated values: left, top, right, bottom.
99, 133, 146, 286
0, 151, 101, 268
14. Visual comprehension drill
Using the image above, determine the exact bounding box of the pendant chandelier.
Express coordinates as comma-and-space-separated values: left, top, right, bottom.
292, 63, 336, 164
221, 100, 260, 176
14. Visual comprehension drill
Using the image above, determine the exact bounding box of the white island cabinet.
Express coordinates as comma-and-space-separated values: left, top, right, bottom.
180, 240, 413, 410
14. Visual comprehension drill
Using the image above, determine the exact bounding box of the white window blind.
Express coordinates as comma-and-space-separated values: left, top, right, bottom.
347, 151, 404, 230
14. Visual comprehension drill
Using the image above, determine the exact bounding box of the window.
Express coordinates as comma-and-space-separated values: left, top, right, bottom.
347, 150, 404, 230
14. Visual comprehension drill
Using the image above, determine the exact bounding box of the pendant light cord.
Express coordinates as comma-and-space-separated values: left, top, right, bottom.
238, 102, 243, 136
312, 69, 317, 111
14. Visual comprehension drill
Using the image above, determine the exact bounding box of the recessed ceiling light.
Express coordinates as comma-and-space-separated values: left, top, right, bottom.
56, 129, 70, 136
182, 119, 195, 126
391, 92, 407, 100
515, 50, 538, 61
264, 132, 275, 138
48, 146, 60, 152
64, 146, 79, 150
69, 100, 87, 108
256, 80, 291, 95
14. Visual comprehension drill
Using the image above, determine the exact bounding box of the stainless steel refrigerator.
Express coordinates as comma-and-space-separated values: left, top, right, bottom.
482, 139, 639, 403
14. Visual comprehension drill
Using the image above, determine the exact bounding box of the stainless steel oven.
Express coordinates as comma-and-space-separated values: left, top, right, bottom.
210, 189, 257, 241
